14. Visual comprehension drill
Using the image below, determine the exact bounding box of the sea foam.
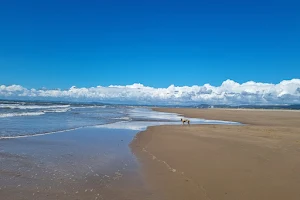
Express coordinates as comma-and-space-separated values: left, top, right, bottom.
0, 112, 45, 118
0, 104, 70, 110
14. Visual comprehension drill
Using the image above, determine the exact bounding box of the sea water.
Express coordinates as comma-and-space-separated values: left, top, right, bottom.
0, 100, 239, 139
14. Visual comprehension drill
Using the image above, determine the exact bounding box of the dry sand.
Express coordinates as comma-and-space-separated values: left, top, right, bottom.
130, 108, 300, 200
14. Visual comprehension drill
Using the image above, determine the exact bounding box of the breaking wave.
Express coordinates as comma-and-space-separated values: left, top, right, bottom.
0, 112, 45, 118
0, 104, 70, 110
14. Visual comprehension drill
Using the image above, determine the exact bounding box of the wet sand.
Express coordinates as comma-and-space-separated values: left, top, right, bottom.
0, 127, 155, 200
131, 108, 300, 200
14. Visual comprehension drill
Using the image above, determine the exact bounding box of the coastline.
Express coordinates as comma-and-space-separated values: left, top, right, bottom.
2, 106, 300, 199
0, 106, 238, 200
130, 108, 300, 200
153, 107, 300, 126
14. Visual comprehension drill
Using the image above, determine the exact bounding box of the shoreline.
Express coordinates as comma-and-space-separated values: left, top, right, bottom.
152, 107, 300, 126
130, 108, 300, 200
2, 107, 300, 199
0, 107, 239, 140
0, 127, 157, 200
0, 107, 239, 200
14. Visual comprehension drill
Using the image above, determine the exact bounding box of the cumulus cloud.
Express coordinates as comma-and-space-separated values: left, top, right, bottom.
1, 79, 300, 105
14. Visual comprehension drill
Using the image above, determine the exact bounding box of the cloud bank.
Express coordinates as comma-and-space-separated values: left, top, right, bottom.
1, 79, 300, 105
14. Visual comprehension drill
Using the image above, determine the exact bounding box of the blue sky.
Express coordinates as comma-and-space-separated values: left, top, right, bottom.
1, 0, 299, 89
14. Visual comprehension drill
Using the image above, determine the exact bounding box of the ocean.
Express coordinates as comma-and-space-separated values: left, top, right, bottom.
0, 100, 239, 139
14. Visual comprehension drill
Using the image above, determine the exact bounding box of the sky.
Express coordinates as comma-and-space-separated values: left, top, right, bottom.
0, 0, 299, 104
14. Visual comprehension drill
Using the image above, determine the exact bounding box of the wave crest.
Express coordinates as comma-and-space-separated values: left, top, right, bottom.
0, 112, 45, 118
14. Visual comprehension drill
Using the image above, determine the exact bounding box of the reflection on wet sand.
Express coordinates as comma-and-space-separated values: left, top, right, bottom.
0, 127, 155, 200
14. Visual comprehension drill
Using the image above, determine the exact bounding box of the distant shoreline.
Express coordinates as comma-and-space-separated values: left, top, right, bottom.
196, 107, 300, 112
1, 99, 300, 110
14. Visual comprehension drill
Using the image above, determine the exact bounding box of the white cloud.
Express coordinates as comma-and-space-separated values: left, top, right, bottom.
1, 79, 300, 105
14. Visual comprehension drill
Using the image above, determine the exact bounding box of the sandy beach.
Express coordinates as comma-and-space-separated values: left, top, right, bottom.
131, 108, 300, 200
